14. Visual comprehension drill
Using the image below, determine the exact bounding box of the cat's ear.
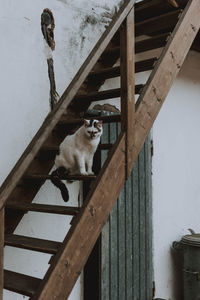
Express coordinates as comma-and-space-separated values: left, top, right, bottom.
84, 119, 90, 127
96, 120, 103, 130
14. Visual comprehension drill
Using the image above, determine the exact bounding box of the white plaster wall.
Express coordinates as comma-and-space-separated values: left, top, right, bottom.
152, 50, 200, 300
0, 0, 122, 299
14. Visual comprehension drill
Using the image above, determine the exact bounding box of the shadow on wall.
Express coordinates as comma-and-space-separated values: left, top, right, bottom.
178, 51, 200, 85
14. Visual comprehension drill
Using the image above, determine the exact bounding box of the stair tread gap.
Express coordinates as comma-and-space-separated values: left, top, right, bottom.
104, 33, 170, 55
5, 233, 62, 254
4, 269, 41, 297
135, 32, 170, 53
135, 0, 185, 23
6, 202, 80, 215
88, 57, 157, 80
135, 9, 182, 36
58, 114, 121, 126
74, 84, 144, 102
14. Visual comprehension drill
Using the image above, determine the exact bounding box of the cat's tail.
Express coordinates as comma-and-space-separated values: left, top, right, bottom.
50, 167, 69, 202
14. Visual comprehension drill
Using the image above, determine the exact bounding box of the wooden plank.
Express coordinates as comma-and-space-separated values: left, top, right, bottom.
31, 133, 126, 300
118, 186, 126, 300
104, 32, 169, 57
59, 114, 121, 126
108, 121, 118, 300
4, 270, 41, 297
132, 159, 140, 299
144, 136, 153, 299
125, 175, 133, 299
132, 0, 200, 170
88, 58, 156, 81
100, 122, 110, 300
22, 174, 96, 182
135, 9, 182, 36
101, 219, 110, 300
135, 32, 169, 54
135, 0, 186, 23
4, 234, 61, 254
74, 84, 143, 103
0, 0, 135, 211
0, 209, 4, 300
138, 147, 146, 299
120, 7, 135, 178
6, 202, 80, 216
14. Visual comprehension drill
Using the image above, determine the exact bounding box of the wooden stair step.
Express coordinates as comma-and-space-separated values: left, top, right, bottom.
135, 9, 182, 36
6, 202, 80, 215
135, 0, 186, 23
5, 234, 62, 254
135, 32, 170, 53
104, 33, 169, 56
23, 174, 96, 182
58, 114, 121, 127
74, 84, 144, 103
88, 58, 157, 80
4, 269, 41, 297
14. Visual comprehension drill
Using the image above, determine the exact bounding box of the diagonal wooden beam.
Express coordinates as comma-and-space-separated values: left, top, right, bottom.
131, 0, 200, 168
120, 7, 135, 178
31, 133, 126, 299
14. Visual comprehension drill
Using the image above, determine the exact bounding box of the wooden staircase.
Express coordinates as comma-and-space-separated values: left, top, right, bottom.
1, 0, 200, 298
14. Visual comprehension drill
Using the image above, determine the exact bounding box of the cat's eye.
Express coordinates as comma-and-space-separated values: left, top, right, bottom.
87, 131, 91, 134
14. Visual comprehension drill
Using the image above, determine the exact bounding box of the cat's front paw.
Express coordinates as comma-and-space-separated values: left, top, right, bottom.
87, 171, 94, 175
80, 171, 88, 176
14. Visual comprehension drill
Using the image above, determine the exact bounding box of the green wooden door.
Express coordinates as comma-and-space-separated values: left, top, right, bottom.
100, 121, 153, 300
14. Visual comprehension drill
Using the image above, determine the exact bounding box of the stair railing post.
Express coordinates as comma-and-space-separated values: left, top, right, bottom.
120, 6, 135, 178
0, 208, 4, 300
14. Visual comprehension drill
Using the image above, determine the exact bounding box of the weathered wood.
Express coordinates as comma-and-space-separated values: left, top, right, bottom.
74, 84, 143, 103
0, 209, 4, 300
21, 174, 96, 183
59, 114, 121, 126
0, 0, 135, 211
120, 7, 135, 177
4, 270, 41, 297
6, 202, 80, 215
31, 133, 126, 300
135, 32, 169, 53
135, 9, 182, 36
88, 58, 156, 81
5, 234, 61, 254
104, 32, 169, 56
135, 0, 186, 23
132, 0, 200, 169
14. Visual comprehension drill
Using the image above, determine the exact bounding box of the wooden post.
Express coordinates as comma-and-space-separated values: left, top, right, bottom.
120, 7, 135, 178
0, 208, 4, 300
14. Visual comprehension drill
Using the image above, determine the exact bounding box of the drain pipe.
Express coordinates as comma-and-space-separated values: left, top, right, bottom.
41, 8, 59, 110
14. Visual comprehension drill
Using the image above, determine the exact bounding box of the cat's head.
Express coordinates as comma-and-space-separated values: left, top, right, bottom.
84, 119, 103, 140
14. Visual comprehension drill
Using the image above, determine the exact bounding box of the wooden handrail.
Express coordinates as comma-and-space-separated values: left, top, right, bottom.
0, 0, 135, 211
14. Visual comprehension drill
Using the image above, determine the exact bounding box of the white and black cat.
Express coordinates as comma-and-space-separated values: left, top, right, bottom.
51, 119, 103, 202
